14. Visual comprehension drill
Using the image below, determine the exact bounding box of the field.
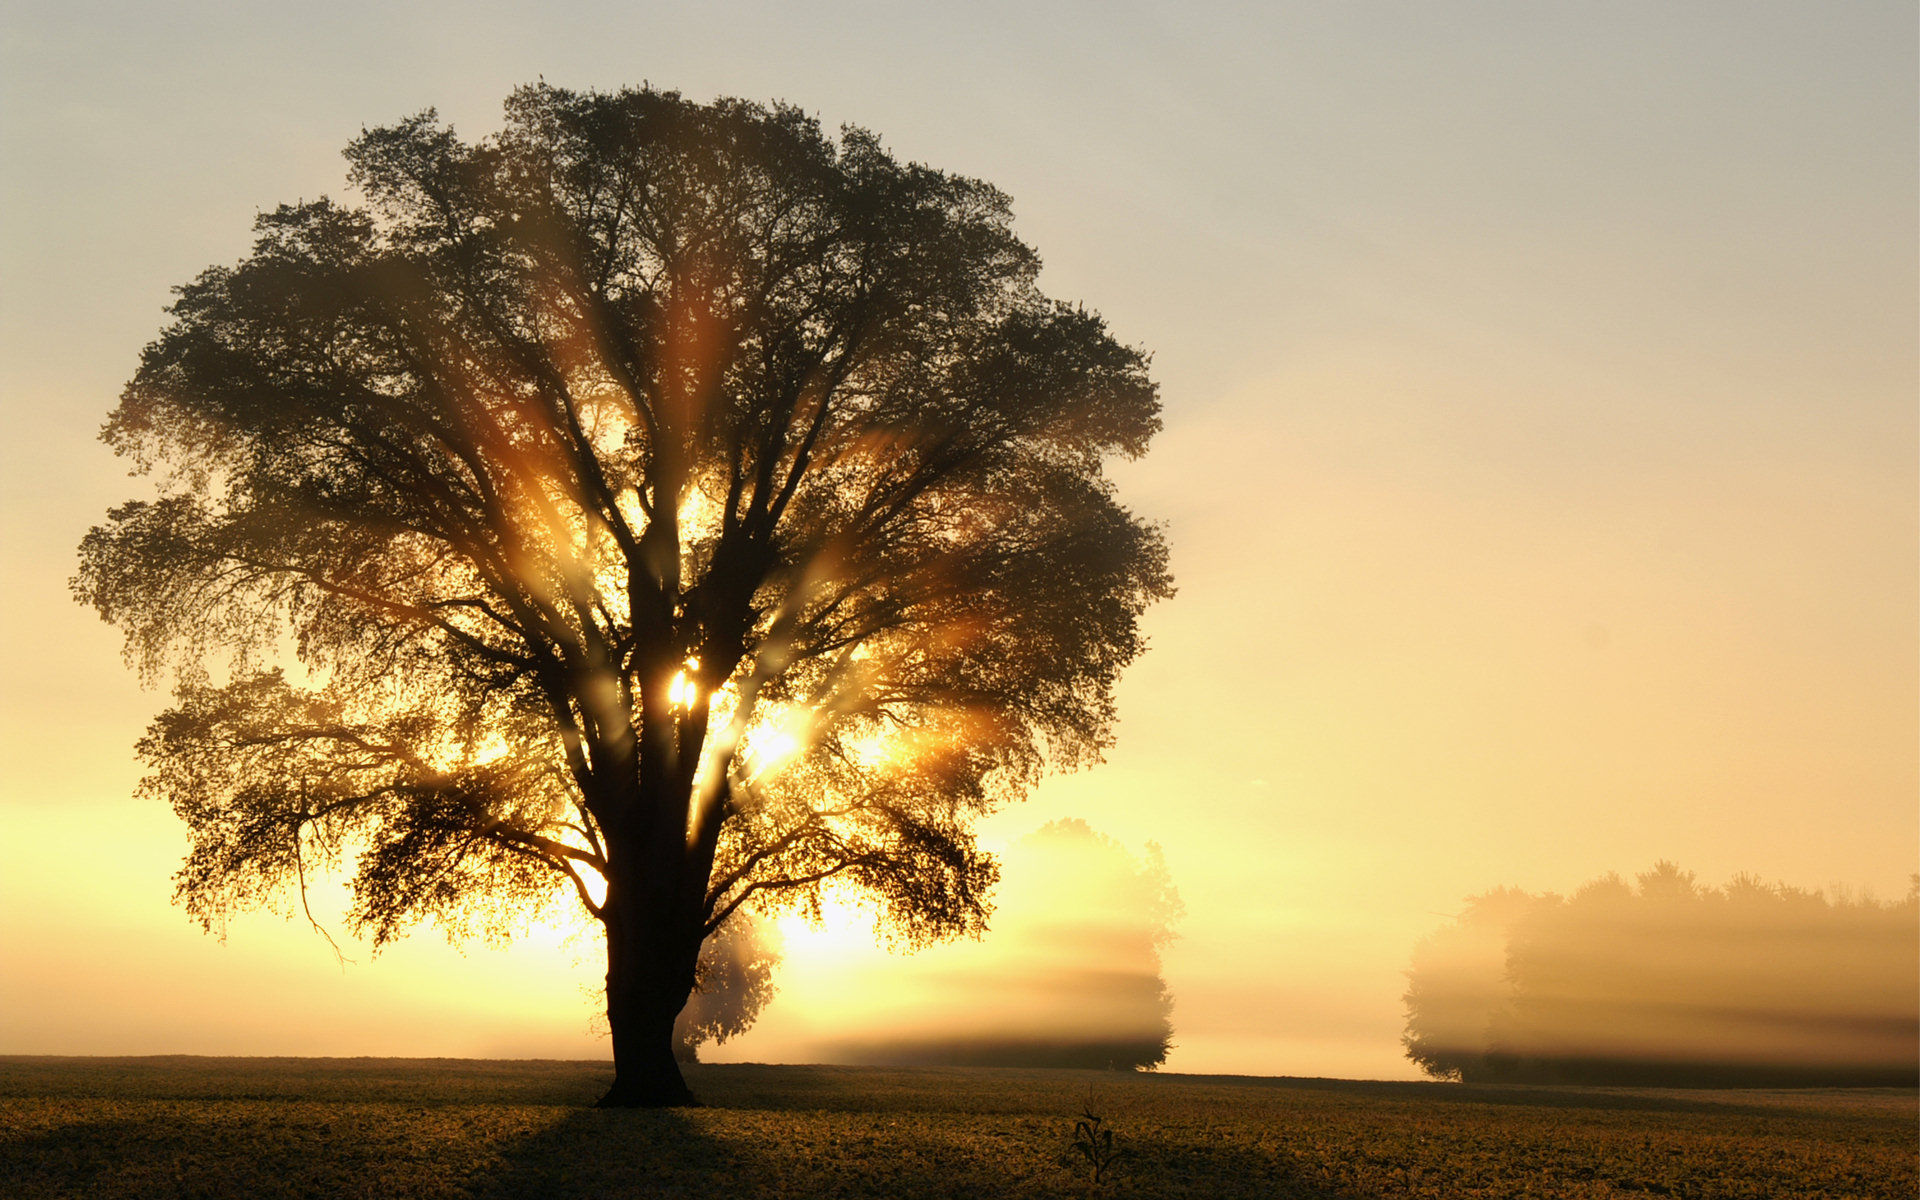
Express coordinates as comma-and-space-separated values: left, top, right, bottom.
1, 1057, 1912, 1198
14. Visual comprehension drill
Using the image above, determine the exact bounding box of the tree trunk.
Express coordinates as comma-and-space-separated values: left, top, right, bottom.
597, 893, 702, 1107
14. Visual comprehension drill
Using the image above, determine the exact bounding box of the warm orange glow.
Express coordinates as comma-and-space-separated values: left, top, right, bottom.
576, 863, 609, 910
464, 734, 512, 767
712, 823, 1178, 1066
744, 719, 805, 779
668, 661, 704, 710
3, 11, 1912, 1083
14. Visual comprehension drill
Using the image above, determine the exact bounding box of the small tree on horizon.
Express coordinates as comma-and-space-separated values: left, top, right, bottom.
74, 84, 1170, 1107
673, 913, 780, 1063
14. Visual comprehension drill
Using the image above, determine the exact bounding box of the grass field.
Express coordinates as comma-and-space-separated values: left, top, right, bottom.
1, 1057, 1912, 1198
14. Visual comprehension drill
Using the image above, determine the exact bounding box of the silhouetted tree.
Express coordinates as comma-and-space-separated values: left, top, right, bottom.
75, 84, 1170, 1106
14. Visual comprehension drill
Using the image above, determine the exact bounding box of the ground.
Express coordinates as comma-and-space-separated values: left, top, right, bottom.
0, 1057, 1912, 1198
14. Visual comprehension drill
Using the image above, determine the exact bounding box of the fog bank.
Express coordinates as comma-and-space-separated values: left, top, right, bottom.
772, 820, 1182, 1070
1404, 864, 1919, 1085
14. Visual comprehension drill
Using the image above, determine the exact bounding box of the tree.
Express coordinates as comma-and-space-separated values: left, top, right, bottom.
673, 913, 780, 1063
1403, 866, 1920, 1086
1400, 886, 1546, 1081
818, 819, 1181, 1070
75, 84, 1170, 1106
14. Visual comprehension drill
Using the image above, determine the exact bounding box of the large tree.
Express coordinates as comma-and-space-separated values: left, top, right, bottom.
75, 84, 1170, 1106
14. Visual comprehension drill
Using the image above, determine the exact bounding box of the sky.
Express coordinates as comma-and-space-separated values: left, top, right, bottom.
1, 1, 1913, 1081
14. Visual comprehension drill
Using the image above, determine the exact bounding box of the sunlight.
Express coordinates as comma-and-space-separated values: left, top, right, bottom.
677, 482, 723, 546
668, 659, 704, 710
844, 727, 896, 769
749, 728, 801, 772
771, 884, 880, 961
742, 705, 809, 780
466, 733, 512, 767
575, 862, 608, 909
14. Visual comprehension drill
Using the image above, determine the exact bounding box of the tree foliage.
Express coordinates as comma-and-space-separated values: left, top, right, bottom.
75, 84, 1170, 1102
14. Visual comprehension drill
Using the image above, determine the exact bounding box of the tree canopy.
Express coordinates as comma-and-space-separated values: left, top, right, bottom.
75, 83, 1170, 1104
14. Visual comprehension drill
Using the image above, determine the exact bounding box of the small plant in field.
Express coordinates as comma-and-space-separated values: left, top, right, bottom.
1069, 1089, 1129, 1184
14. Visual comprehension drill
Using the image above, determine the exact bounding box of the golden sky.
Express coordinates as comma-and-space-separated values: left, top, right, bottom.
2, 2, 1913, 1080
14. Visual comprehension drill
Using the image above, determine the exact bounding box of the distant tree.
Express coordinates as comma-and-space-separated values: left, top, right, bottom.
977, 819, 1182, 1070
74, 84, 1170, 1106
822, 818, 1183, 1070
1403, 864, 1920, 1086
1399, 886, 1546, 1082
673, 913, 780, 1063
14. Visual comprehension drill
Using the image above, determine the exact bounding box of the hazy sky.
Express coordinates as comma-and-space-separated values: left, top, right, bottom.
3, 2, 1913, 1080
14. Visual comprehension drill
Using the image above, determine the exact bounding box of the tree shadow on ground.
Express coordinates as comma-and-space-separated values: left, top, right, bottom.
464, 1093, 1353, 1200
465, 1109, 756, 1200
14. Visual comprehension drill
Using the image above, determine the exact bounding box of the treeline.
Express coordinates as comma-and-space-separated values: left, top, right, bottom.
1404, 863, 1919, 1086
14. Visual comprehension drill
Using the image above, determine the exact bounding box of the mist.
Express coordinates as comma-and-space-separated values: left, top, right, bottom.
675, 915, 782, 1063
1404, 863, 1919, 1086
788, 820, 1182, 1070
